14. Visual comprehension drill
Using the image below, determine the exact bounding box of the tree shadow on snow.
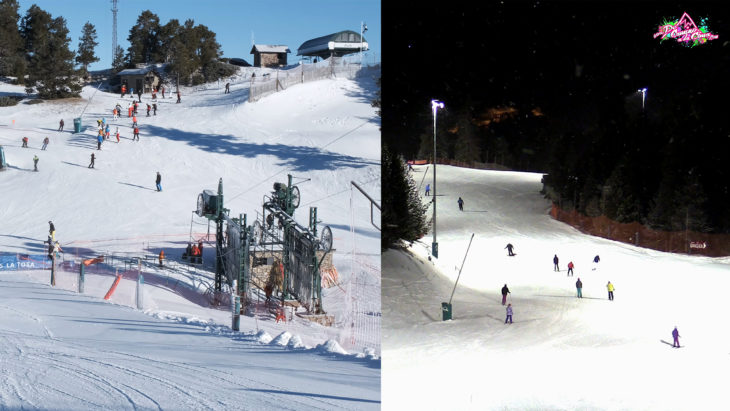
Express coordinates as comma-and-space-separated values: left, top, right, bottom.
143, 125, 378, 172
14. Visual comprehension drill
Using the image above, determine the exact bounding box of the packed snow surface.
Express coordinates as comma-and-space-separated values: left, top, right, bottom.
1, 67, 380, 410
383, 164, 730, 410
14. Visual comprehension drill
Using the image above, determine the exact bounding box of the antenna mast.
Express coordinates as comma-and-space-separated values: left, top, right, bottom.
111, 0, 119, 65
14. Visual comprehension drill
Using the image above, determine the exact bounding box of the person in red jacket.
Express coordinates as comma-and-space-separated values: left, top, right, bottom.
133, 126, 140, 141
567, 261, 574, 276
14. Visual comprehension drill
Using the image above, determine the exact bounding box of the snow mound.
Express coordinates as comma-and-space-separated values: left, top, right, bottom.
356, 347, 380, 360
286, 334, 306, 349
316, 339, 349, 355
270, 331, 292, 346
254, 329, 272, 344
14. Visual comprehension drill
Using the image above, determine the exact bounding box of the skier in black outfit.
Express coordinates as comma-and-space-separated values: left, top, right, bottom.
505, 243, 515, 256
155, 172, 162, 192
553, 254, 559, 271
88, 153, 95, 168
457, 197, 464, 211
501, 284, 510, 305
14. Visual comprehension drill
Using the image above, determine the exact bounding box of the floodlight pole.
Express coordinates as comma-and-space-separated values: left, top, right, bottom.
431, 99, 444, 258
360, 21, 367, 67
638, 88, 647, 111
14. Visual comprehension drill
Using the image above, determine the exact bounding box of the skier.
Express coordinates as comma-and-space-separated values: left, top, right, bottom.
42, 137, 49, 150
121, 84, 126, 97
137, 89, 142, 103
146, 104, 151, 117
576, 278, 583, 298
88, 152, 95, 168
457, 196, 464, 211
152, 103, 157, 116
58, 119, 64, 131
105, 124, 110, 139
128, 104, 133, 118
567, 261, 574, 276
425, 183, 430, 196
133, 115, 138, 127
553, 254, 559, 271
97, 133, 103, 150
501, 284, 510, 306
594, 255, 600, 263
49, 221, 55, 241
22, 137, 28, 148
606, 281, 614, 301
155, 171, 162, 192
161, 86, 165, 99
176, 90, 181, 103
159, 250, 165, 267
115, 127, 120, 143
133, 126, 140, 141
33, 155, 39, 171
505, 243, 515, 256
505, 303, 513, 324
672, 326, 681, 348
225, 82, 230, 93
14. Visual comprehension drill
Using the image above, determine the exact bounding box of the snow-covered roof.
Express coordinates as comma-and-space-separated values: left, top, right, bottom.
297, 30, 367, 57
117, 67, 156, 76
250, 45, 291, 54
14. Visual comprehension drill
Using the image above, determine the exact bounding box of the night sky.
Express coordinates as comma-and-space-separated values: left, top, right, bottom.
382, 1, 729, 158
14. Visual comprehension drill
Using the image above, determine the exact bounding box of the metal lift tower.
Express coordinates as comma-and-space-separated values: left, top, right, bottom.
111, 0, 118, 64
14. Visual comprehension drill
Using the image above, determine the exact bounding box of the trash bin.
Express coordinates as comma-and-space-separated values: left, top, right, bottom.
442, 302, 452, 321
73, 117, 82, 133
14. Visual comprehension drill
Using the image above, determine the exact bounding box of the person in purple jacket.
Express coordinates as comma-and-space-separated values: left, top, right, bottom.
505, 303, 513, 324
672, 327, 681, 348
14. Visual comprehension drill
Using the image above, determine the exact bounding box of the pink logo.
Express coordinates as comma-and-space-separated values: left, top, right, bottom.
653, 12, 719, 46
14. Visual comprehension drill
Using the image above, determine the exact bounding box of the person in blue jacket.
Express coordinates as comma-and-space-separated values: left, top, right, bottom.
672, 327, 681, 348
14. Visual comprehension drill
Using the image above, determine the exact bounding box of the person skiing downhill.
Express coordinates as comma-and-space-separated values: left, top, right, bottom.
607, 281, 615, 300
567, 261, 574, 276
425, 183, 430, 196
505, 243, 515, 256
133, 126, 140, 141
672, 326, 681, 348
553, 254, 559, 271
155, 172, 162, 192
88, 153, 95, 168
225, 82, 230, 93
22, 137, 28, 148
42, 137, 49, 150
576, 278, 583, 298
58, 119, 64, 131
33, 155, 39, 171
505, 303, 513, 324
501, 284, 510, 305
457, 197, 464, 211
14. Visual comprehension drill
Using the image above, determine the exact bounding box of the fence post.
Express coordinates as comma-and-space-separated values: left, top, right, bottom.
136, 274, 144, 310
231, 280, 240, 331
79, 264, 85, 293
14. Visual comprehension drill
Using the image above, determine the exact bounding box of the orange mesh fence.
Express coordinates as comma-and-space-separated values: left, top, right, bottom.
550, 204, 730, 257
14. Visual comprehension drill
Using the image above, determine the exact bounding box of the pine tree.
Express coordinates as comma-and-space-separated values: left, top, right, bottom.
75, 21, 99, 78
111, 45, 125, 73
0, 0, 24, 80
21, 6, 81, 98
382, 144, 428, 250
126, 10, 161, 65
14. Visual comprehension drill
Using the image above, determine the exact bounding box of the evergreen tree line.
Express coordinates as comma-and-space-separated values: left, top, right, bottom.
119, 10, 235, 86
0, 1, 233, 99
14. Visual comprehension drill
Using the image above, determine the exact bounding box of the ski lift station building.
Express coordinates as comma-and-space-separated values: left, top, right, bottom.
297, 30, 368, 60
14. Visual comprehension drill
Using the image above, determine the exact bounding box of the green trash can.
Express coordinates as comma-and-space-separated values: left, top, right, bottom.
73, 117, 82, 133
442, 302, 452, 321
